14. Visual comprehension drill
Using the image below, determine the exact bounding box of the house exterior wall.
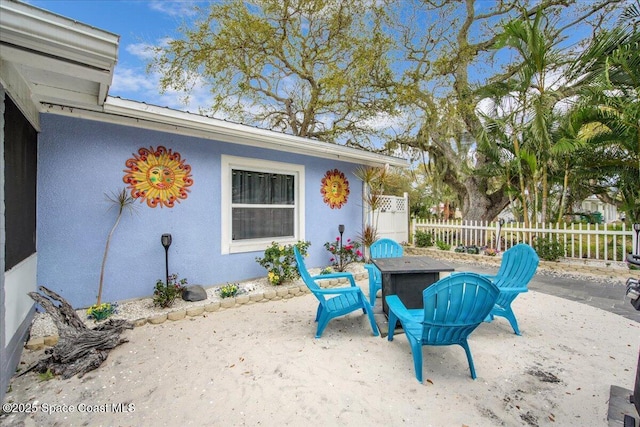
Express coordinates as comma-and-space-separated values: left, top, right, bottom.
37, 114, 365, 308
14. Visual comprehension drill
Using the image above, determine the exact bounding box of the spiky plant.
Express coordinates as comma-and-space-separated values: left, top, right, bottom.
96, 188, 136, 306
358, 224, 378, 262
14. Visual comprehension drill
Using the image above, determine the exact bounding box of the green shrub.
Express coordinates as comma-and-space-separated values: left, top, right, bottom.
484, 247, 498, 256
436, 240, 451, 251
324, 236, 363, 272
86, 302, 117, 321
465, 245, 480, 254
219, 283, 239, 298
534, 237, 564, 261
320, 266, 334, 275
256, 240, 311, 285
414, 230, 433, 247
153, 273, 187, 308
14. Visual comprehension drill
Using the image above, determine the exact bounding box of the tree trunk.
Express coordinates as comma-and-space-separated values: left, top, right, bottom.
23, 287, 133, 379
460, 175, 511, 222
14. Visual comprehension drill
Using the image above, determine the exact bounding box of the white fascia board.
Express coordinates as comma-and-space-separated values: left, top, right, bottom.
34, 83, 103, 110
0, 0, 119, 72
102, 97, 409, 168
0, 59, 39, 129
0, 44, 113, 85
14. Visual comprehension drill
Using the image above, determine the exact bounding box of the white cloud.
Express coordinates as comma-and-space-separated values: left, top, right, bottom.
111, 67, 156, 94
126, 43, 156, 61
148, 0, 202, 17
110, 66, 214, 115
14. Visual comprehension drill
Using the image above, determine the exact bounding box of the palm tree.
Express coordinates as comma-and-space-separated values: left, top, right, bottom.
569, 3, 640, 222
496, 8, 566, 224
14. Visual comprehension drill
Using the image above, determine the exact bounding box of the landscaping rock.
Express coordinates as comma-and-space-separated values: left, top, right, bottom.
148, 314, 168, 324
235, 294, 250, 305
186, 306, 204, 317
204, 302, 220, 312
182, 285, 207, 302
168, 310, 186, 321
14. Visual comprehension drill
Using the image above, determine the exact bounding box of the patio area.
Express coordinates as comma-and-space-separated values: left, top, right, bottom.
2, 268, 639, 427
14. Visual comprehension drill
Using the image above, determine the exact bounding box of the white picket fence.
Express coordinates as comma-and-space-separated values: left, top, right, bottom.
412, 219, 638, 262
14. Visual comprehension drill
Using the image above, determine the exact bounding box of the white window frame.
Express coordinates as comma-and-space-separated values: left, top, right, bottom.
221, 155, 305, 254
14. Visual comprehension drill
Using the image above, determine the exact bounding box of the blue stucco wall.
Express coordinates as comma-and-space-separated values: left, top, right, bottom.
37, 114, 364, 308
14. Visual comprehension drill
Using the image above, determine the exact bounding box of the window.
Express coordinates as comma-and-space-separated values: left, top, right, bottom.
221, 156, 305, 254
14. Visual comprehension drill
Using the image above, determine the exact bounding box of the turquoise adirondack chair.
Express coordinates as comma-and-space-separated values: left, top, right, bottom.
386, 272, 499, 382
483, 243, 539, 335
293, 247, 379, 338
365, 238, 404, 306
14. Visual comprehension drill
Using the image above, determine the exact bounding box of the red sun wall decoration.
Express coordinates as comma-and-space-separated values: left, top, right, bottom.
123, 146, 193, 208
321, 169, 350, 209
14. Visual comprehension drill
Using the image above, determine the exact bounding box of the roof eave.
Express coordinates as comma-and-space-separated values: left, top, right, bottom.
101, 97, 409, 168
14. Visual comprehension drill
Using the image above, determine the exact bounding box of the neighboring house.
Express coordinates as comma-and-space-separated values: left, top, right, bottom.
0, 0, 408, 403
577, 195, 619, 223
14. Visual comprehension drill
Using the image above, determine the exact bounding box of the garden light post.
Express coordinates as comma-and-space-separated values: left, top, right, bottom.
497, 218, 505, 252
634, 223, 640, 255
161, 233, 172, 287
338, 224, 345, 270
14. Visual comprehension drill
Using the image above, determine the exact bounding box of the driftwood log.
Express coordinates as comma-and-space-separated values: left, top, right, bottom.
24, 286, 133, 379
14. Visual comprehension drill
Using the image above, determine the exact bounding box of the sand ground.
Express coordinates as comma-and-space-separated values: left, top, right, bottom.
2, 281, 639, 427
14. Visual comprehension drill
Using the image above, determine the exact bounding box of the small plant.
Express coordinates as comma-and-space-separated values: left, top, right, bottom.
435, 240, 451, 251
454, 245, 466, 253
484, 247, 498, 256
219, 283, 239, 298
256, 241, 311, 285
414, 230, 433, 247
465, 245, 480, 255
86, 302, 118, 321
533, 237, 564, 261
153, 273, 187, 308
38, 368, 55, 382
324, 236, 363, 272
358, 224, 378, 262
320, 266, 334, 275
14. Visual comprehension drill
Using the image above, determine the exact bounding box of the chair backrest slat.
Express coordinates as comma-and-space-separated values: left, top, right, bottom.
494, 244, 539, 289
420, 273, 499, 344
293, 247, 323, 298
370, 238, 403, 259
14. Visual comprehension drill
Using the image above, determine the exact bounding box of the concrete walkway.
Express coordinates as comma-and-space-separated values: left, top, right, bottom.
443, 261, 640, 323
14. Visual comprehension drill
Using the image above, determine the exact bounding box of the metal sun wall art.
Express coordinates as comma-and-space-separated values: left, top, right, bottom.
321, 169, 350, 209
123, 146, 193, 208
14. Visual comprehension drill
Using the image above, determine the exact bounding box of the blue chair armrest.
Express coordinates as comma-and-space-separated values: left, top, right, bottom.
363, 264, 377, 271
311, 272, 356, 287
314, 287, 362, 296
386, 295, 419, 326
497, 287, 528, 294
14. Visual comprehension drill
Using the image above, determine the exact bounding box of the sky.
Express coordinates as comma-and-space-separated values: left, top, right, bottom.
22, 0, 627, 139
26, 0, 211, 112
